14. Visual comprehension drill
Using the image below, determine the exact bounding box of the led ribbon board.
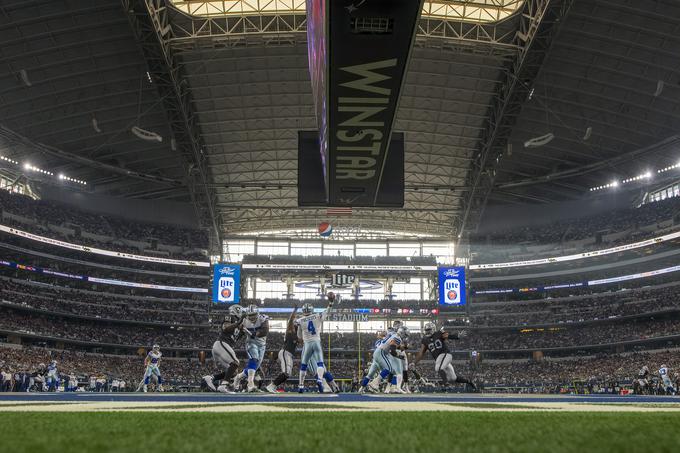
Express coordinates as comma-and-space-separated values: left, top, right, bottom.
242, 263, 437, 271
470, 230, 680, 270
212, 264, 241, 304
438, 266, 466, 306
470, 264, 680, 294
0, 259, 207, 293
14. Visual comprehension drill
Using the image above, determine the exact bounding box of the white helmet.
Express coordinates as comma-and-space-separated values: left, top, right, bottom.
392, 320, 403, 330
245, 304, 259, 320
398, 326, 410, 339
423, 322, 436, 335
152, 344, 160, 351
302, 303, 314, 315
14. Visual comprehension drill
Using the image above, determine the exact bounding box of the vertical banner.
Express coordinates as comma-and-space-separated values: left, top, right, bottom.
212, 264, 241, 304
438, 266, 466, 306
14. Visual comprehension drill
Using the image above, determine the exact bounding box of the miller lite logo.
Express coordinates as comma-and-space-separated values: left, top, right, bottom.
217, 276, 235, 302
443, 278, 461, 305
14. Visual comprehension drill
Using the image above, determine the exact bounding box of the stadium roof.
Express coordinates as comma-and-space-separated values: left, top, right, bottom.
0, 0, 679, 246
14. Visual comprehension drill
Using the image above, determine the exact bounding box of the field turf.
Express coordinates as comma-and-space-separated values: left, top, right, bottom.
2, 412, 680, 453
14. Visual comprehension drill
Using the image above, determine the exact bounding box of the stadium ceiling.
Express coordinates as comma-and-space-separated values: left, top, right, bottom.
0, 0, 678, 244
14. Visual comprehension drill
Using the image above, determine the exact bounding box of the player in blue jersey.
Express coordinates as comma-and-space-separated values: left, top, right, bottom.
295, 292, 339, 393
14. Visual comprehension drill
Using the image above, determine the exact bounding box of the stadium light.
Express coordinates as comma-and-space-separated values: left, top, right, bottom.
0, 155, 19, 165
657, 162, 680, 174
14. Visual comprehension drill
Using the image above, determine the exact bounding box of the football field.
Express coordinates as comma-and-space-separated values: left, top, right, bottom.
1, 393, 680, 452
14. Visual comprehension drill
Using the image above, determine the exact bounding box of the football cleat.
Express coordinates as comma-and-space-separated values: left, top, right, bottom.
203, 375, 216, 392
265, 383, 278, 394
366, 383, 380, 393
217, 385, 235, 394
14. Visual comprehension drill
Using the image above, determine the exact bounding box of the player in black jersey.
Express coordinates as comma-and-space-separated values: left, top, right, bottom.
266, 305, 299, 393
634, 365, 650, 394
202, 304, 245, 393
414, 321, 476, 391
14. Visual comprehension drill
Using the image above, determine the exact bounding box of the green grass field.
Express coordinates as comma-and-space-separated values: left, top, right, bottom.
2, 412, 680, 453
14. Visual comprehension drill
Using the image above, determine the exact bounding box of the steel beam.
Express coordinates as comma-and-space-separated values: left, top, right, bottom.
455, 0, 574, 246
123, 0, 223, 251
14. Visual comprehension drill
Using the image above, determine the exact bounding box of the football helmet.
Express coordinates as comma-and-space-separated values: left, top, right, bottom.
392, 320, 403, 330
397, 326, 410, 339
245, 304, 259, 320
423, 322, 436, 335
302, 303, 314, 315
228, 304, 244, 318
152, 344, 160, 351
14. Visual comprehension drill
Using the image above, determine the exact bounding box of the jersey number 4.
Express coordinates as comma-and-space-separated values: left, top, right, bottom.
307, 320, 316, 335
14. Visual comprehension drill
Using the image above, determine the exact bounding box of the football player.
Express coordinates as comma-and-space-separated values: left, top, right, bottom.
236, 305, 269, 392
46, 360, 59, 392
659, 364, 676, 395
414, 322, 476, 391
266, 305, 299, 393
635, 365, 650, 394
358, 331, 388, 393
142, 344, 163, 392
397, 326, 411, 393
203, 304, 244, 393
363, 322, 405, 393
296, 292, 338, 393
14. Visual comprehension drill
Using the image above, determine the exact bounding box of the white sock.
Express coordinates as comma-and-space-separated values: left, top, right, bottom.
247, 369, 255, 387
298, 369, 306, 387
316, 367, 325, 382
396, 374, 403, 389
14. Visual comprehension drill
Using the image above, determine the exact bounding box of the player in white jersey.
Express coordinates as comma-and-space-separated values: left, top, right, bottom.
659, 365, 676, 395
46, 360, 59, 392
142, 344, 163, 392
236, 305, 269, 392
360, 321, 405, 393
358, 330, 389, 393
295, 292, 339, 393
